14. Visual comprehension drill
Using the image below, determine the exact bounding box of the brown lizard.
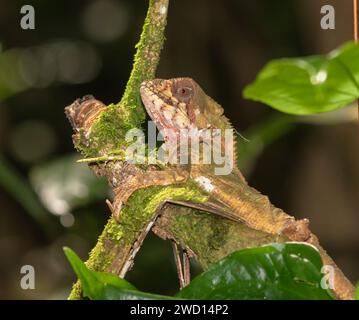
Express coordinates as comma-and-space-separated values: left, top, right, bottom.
139, 77, 355, 300
66, 78, 354, 299
140, 78, 298, 235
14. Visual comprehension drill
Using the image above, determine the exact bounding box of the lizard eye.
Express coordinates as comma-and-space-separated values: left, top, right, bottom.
174, 86, 193, 102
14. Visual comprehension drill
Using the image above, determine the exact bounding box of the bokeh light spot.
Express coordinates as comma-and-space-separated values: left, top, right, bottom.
82, 0, 129, 43
18, 46, 57, 88
56, 41, 102, 84
60, 213, 75, 228
9, 120, 56, 164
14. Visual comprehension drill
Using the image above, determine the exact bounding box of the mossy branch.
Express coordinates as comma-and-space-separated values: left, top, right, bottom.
68, 183, 208, 300
66, 0, 170, 299
70, 0, 169, 158
119, 0, 169, 126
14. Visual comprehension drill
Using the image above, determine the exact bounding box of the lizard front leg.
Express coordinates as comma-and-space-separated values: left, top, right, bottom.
109, 168, 189, 221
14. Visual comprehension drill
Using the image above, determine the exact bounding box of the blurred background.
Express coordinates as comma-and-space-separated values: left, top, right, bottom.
0, 0, 358, 299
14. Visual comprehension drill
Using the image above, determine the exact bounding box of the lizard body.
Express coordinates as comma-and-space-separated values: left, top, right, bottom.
140, 78, 355, 299
140, 78, 296, 237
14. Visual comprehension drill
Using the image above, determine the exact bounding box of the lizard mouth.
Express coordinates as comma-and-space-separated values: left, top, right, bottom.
140, 79, 192, 140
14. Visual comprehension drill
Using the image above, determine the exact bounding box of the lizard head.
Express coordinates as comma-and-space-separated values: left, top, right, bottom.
140, 78, 227, 141
140, 78, 237, 174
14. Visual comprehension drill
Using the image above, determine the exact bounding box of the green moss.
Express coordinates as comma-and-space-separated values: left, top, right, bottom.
75, 104, 134, 157
208, 216, 230, 250
119, 0, 168, 125
86, 219, 122, 270
119, 182, 208, 244
68, 282, 83, 300
169, 210, 231, 266
104, 217, 125, 242
76, 182, 208, 275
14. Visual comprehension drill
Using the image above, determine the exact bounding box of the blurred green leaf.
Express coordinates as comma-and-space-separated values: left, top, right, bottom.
0, 49, 29, 101
176, 243, 334, 300
0, 154, 57, 234
29, 154, 109, 215
64, 247, 176, 300
244, 42, 359, 115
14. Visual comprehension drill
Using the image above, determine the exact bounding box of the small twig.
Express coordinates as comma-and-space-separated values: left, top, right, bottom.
105, 199, 115, 215
119, 215, 159, 277
171, 241, 191, 288
354, 0, 358, 42
182, 250, 191, 287
172, 241, 185, 289
354, 0, 359, 121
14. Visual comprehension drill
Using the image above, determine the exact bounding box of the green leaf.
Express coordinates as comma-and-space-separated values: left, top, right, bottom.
65, 244, 335, 300
64, 247, 135, 299
244, 42, 359, 115
355, 282, 359, 300
64, 247, 176, 300
0, 154, 57, 235
176, 243, 334, 300
0, 49, 29, 101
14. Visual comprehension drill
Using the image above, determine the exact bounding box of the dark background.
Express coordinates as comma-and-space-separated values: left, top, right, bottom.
0, 0, 358, 299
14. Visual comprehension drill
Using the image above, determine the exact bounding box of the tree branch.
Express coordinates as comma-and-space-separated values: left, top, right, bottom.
66, 0, 170, 299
